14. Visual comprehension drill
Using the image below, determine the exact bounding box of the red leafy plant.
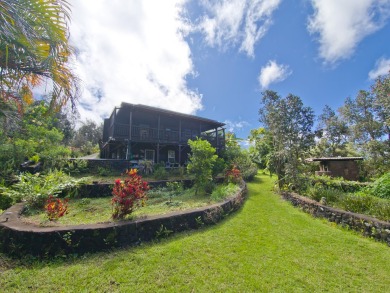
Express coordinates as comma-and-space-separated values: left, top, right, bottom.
45, 195, 69, 221
112, 169, 149, 220
225, 166, 242, 184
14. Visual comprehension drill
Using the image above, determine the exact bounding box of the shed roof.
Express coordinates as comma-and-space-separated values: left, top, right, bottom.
307, 157, 364, 162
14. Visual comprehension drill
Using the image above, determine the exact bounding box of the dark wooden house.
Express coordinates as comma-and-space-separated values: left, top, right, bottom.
307, 157, 364, 181
100, 103, 225, 166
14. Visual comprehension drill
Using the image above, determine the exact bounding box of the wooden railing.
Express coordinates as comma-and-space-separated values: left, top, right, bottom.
109, 123, 224, 147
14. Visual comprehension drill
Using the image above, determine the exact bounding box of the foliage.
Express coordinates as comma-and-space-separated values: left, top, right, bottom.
302, 178, 390, 222
63, 159, 89, 175
339, 89, 390, 177
259, 90, 315, 188
225, 166, 242, 184
314, 105, 349, 157
45, 195, 69, 221
307, 175, 368, 193
187, 138, 218, 195
305, 185, 346, 204
365, 172, 390, 199
111, 169, 149, 220
248, 127, 273, 169
0, 102, 72, 179
152, 164, 169, 180
3, 170, 89, 209
210, 183, 240, 201
71, 120, 102, 156
371, 71, 390, 143
0, 0, 79, 111
2, 174, 390, 292
0, 186, 13, 210
222, 133, 258, 181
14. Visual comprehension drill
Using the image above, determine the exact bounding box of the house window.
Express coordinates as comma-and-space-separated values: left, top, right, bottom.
145, 149, 155, 162
168, 150, 175, 163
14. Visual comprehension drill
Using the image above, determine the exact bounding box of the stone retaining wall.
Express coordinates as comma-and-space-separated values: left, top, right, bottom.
0, 183, 247, 257
282, 192, 390, 246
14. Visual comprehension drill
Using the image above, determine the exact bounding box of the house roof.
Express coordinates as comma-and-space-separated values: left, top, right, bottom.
119, 102, 225, 128
307, 157, 364, 162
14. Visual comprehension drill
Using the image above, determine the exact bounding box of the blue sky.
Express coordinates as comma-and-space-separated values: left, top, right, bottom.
67, 0, 390, 141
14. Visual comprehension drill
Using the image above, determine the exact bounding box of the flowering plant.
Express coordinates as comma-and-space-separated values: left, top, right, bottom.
45, 195, 69, 221
225, 166, 242, 184
112, 169, 149, 219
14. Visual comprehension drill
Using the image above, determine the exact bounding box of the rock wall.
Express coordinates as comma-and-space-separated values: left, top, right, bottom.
282, 192, 390, 246
0, 183, 247, 257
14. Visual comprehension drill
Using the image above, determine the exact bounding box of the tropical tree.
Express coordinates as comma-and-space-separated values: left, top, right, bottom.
187, 138, 218, 195
0, 0, 79, 112
248, 127, 273, 170
71, 120, 103, 156
339, 90, 389, 177
371, 71, 390, 143
259, 90, 315, 189
314, 105, 349, 157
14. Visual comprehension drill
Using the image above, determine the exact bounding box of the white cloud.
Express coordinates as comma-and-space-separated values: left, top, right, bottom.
224, 119, 250, 133
258, 60, 291, 89
308, 0, 390, 64
68, 0, 202, 123
198, 0, 281, 57
369, 57, 390, 80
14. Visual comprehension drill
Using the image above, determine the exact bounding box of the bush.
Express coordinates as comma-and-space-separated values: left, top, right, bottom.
112, 169, 149, 220
337, 194, 375, 214
211, 183, 240, 201
45, 195, 69, 221
366, 172, 390, 199
153, 165, 169, 180
3, 170, 89, 209
305, 185, 345, 204
0, 186, 13, 210
308, 175, 368, 193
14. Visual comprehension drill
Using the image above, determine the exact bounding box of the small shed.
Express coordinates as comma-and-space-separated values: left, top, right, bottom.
307, 157, 364, 181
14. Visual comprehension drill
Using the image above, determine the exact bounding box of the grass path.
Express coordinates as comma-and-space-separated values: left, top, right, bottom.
1, 174, 389, 292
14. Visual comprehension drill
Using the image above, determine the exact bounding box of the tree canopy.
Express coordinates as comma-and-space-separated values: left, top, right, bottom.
0, 0, 79, 112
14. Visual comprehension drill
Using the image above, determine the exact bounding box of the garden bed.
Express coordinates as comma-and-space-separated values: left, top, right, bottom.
281, 192, 390, 246
0, 182, 247, 257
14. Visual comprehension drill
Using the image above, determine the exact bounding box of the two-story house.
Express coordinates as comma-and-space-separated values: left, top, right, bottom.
100, 103, 225, 166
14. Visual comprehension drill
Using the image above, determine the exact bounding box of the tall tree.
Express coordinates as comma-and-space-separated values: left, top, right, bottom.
372, 71, 390, 143
259, 90, 314, 188
315, 105, 349, 156
248, 127, 273, 170
0, 0, 79, 112
340, 89, 389, 177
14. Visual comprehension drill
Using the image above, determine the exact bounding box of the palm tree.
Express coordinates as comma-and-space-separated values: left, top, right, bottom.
0, 0, 79, 113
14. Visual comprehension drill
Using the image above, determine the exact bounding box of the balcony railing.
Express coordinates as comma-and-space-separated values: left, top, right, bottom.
108, 123, 224, 147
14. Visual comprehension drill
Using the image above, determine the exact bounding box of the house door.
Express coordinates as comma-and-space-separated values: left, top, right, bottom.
145, 149, 155, 162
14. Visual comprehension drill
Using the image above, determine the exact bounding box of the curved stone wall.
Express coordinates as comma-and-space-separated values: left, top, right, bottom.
282, 192, 390, 246
0, 183, 247, 257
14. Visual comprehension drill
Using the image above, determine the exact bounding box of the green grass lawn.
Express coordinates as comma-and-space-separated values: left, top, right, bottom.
21, 188, 226, 226
1, 173, 390, 292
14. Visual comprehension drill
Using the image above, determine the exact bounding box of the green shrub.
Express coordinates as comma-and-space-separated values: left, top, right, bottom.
0, 186, 13, 210
337, 194, 375, 215
305, 185, 345, 204
308, 175, 368, 193
366, 172, 390, 199
5, 170, 89, 209
211, 183, 240, 201
153, 165, 168, 180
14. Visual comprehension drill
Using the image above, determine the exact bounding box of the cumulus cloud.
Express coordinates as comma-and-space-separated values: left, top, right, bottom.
198, 0, 281, 57
258, 60, 291, 89
68, 0, 202, 122
369, 57, 390, 80
308, 0, 390, 64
